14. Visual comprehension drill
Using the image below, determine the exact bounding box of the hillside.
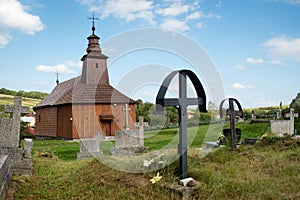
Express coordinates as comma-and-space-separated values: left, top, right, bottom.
0, 94, 42, 113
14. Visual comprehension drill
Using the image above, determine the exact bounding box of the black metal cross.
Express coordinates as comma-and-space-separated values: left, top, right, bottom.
156, 69, 207, 179
88, 13, 99, 34
219, 98, 243, 149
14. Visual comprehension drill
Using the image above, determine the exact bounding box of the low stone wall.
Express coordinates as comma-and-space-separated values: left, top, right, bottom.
0, 155, 9, 200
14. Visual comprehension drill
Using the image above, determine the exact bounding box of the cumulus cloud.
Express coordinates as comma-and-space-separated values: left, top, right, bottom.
232, 83, 253, 89
156, 2, 189, 16
77, 0, 220, 32
0, 0, 45, 47
246, 57, 264, 64
263, 36, 300, 62
66, 60, 83, 69
36, 64, 75, 74
92, 0, 155, 25
160, 19, 190, 32
186, 11, 203, 21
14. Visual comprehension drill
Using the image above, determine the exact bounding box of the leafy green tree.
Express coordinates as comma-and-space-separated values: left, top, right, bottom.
291, 92, 300, 113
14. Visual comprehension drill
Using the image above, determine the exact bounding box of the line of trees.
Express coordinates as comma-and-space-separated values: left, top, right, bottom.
0, 88, 48, 100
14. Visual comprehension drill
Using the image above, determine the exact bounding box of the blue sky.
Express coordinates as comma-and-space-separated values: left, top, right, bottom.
0, 0, 300, 108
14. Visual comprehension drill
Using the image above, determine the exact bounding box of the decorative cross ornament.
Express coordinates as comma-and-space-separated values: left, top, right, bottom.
219, 98, 243, 149
123, 104, 131, 130
156, 69, 207, 179
88, 13, 99, 34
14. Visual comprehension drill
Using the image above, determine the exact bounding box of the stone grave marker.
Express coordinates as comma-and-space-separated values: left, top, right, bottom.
77, 135, 103, 159
110, 117, 145, 155
123, 104, 131, 130
0, 96, 29, 148
270, 108, 297, 136
0, 155, 9, 200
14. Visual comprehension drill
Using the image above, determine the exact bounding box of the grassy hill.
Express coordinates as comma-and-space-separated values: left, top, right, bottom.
0, 94, 41, 113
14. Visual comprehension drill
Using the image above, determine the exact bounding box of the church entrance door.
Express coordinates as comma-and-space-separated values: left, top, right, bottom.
101, 120, 112, 136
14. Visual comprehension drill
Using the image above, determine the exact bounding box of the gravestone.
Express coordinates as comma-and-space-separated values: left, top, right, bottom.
77, 136, 103, 159
270, 108, 296, 136
219, 98, 243, 149
0, 97, 33, 199
23, 138, 33, 159
0, 155, 9, 200
123, 104, 131, 130
0, 96, 29, 148
110, 117, 145, 155
0, 97, 32, 170
156, 69, 207, 179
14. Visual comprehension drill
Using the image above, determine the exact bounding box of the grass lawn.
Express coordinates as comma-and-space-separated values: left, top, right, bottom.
9, 121, 297, 200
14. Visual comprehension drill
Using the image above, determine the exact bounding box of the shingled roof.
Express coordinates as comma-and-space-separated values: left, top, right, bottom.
34, 76, 135, 110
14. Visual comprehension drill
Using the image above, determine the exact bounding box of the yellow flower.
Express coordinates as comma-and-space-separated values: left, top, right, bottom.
39, 152, 45, 156
150, 172, 162, 184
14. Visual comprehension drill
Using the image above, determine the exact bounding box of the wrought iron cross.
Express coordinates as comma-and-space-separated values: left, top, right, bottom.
156, 69, 207, 179
219, 98, 243, 149
88, 13, 99, 34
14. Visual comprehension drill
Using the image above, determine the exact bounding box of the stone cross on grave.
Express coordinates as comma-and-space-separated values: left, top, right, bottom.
219, 98, 243, 149
123, 104, 131, 130
156, 69, 207, 179
1, 96, 30, 148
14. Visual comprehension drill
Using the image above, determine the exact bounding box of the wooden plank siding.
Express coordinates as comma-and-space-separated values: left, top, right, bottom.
71, 104, 136, 138
35, 107, 57, 137
35, 103, 136, 139
57, 105, 73, 138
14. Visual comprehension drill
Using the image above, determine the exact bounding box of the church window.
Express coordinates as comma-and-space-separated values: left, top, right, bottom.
96, 63, 98, 68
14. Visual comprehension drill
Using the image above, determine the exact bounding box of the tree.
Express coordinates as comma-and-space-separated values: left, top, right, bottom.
291, 92, 300, 113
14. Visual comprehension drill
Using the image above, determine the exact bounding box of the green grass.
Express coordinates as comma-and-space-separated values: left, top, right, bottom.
30, 121, 269, 161
9, 137, 300, 199
10, 121, 298, 199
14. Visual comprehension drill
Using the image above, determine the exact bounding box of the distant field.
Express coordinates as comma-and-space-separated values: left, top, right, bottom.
0, 94, 41, 112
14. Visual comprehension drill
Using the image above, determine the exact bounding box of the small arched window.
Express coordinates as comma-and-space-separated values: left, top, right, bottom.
96, 63, 98, 68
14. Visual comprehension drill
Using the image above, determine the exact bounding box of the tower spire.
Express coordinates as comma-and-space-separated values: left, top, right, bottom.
88, 12, 99, 35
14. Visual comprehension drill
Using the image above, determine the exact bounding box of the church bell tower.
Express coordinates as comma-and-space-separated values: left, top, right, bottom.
80, 15, 109, 85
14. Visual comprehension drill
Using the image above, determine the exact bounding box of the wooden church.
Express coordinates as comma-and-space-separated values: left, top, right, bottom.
33, 24, 136, 139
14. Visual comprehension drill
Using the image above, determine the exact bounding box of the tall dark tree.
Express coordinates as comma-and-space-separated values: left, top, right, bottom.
290, 92, 300, 113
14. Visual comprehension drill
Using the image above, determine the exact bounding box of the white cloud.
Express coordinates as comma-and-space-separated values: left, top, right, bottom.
196, 22, 204, 29
66, 60, 83, 69
234, 65, 246, 70
186, 11, 203, 21
263, 36, 300, 62
232, 83, 253, 89
160, 19, 190, 31
246, 57, 264, 64
93, 0, 155, 25
0, 0, 45, 47
156, 2, 189, 17
77, 0, 220, 32
36, 64, 75, 74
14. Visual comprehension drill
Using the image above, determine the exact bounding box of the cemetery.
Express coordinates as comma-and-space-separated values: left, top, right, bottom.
1, 17, 300, 200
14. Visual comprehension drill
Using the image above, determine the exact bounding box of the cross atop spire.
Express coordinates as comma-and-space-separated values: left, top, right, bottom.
88, 12, 99, 34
